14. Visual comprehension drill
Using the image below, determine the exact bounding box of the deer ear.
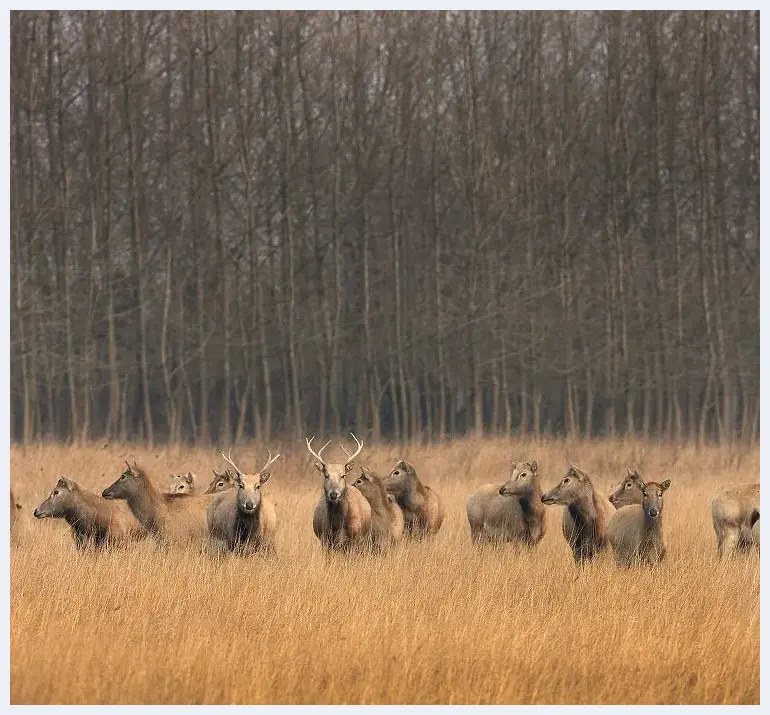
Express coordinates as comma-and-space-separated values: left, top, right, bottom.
626, 468, 635, 478
530, 460, 538, 472
185, 473, 193, 484
344, 462, 356, 474
660, 479, 671, 492
56, 477, 70, 490
259, 472, 270, 485
568, 466, 577, 477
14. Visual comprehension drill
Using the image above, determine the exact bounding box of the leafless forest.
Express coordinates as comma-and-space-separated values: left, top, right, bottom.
9, 11, 759, 446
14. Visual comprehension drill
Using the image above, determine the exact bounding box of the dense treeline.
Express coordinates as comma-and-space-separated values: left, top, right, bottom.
10, 10, 759, 445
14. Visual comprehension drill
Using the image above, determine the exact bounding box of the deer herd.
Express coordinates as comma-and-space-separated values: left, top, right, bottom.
13, 433, 760, 568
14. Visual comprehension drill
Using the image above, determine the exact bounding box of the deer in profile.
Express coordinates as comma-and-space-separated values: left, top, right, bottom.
33, 477, 139, 550
308, 432, 372, 553
607, 473, 671, 568
203, 468, 237, 495
102, 461, 208, 545
351, 465, 404, 551
710, 483, 760, 557
541, 465, 614, 564
205, 449, 280, 557
466, 460, 545, 547
608, 469, 645, 510
167, 472, 196, 496
382, 458, 445, 540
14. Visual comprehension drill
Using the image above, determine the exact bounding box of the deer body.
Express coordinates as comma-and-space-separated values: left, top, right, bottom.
383, 459, 444, 539
352, 466, 404, 550
466, 461, 545, 546
102, 462, 207, 545
608, 476, 671, 567
541, 466, 614, 563
711, 483, 760, 557
34, 477, 138, 550
204, 449, 279, 556
308, 433, 372, 553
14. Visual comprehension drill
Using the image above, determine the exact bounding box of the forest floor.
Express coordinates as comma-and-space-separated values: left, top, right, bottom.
9, 437, 760, 704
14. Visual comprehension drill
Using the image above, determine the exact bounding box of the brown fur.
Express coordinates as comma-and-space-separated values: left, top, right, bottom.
352, 466, 404, 550
102, 462, 208, 545
382, 458, 445, 540
711, 483, 760, 557
608, 469, 645, 510
541, 465, 614, 564
608, 476, 671, 568
307, 435, 372, 553
33, 477, 139, 550
465, 460, 546, 546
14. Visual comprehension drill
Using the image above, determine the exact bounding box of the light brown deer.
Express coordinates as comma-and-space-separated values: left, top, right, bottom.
710, 483, 760, 557
541, 465, 614, 564
607, 474, 671, 568
608, 469, 645, 510
34, 477, 139, 550
466, 460, 546, 546
308, 433, 372, 552
382, 458, 445, 539
167, 472, 196, 496
351, 465, 404, 551
102, 461, 208, 545
203, 468, 237, 495
205, 449, 280, 557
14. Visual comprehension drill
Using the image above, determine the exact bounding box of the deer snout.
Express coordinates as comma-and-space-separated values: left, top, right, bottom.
243, 500, 256, 512
102, 487, 115, 499
648, 507, 659, 519
33, 506, 45, 519
328, 490, 341, 503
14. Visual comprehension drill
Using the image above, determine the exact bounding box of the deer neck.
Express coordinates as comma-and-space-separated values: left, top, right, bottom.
129, 481, 164, 533
568, 491, 597, 527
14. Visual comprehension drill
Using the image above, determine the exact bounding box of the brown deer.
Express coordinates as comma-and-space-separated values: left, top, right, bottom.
308, 433, 372, 552
34, 477, 139, 550
205, 449, 280, 557
608, 469, 645, 510
466, 460, 546, 546
607, 473, 671, 567
382, 458, 445, 540
351, 465, 404, 551
102, 461, 208, 545
167, 472, 196, 496
710, 483, 760, 557
541, 465, 614, 564
203, 468, 237, 495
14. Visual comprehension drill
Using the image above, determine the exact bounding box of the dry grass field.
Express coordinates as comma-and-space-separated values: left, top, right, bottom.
9, 437, 760, 705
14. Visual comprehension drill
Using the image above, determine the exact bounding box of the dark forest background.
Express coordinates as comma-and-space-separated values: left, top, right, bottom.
9, 11, 759, 446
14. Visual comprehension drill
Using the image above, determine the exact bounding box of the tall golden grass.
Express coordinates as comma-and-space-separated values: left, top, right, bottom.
10, 437, 759, 704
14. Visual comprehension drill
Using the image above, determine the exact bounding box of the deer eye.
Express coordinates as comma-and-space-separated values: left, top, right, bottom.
217, 481, 224, 488
563, 478, 570, 484
393, 470, 400, 476
120, 474, 126, 481
53, 489, 59, 496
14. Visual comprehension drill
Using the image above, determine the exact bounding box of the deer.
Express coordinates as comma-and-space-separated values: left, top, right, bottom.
101, 461, 208, 546
204, 449, 280, 557
307, 432, 372, 553
203, 468, 238, 495
382, 458, 445, 540
466, 460, 546, 546
607, 473, 671, 568
608, 469, 645, 510
351, 465, 404, 551
33, 477, 139, 550
710, 483, 760, 557
541, 465, 614, 564
167, 472, 196, 496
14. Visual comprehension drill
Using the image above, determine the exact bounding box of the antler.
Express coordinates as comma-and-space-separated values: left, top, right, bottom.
306, 436, 331, 466
342, 431, 364, 463
221, 449, 244, 477
259, 449, 281, 474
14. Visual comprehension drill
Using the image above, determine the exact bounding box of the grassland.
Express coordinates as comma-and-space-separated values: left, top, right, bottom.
9, 437, 760, 704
